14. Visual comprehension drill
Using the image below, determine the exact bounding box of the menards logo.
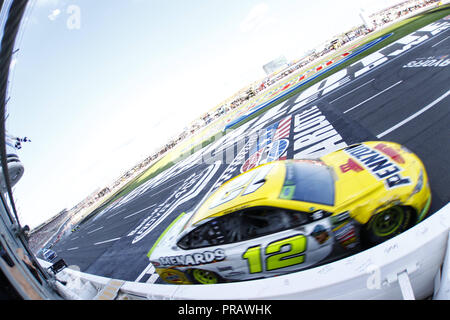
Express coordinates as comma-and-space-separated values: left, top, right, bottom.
158, 248, 226, 267
343, 143, 411, 189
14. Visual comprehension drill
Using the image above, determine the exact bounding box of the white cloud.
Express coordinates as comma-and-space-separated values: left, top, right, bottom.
240, 3, 275, 33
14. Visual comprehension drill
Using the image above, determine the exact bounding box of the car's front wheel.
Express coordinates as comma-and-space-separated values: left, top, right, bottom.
363, 206, 414, 247
190, 269, 220, 284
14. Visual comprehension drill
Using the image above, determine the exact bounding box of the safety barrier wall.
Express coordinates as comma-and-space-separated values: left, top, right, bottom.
39, 202, 449, 300
434, 232, 450, 299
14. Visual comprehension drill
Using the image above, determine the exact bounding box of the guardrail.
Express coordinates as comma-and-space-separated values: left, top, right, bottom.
38, 202, 450, 300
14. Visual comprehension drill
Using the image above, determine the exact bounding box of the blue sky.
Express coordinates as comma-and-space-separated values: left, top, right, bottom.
6, 0, 397, 229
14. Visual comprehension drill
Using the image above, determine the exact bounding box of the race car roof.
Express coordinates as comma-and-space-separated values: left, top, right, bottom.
186, 161, 287, 227
185, 159, 336, 228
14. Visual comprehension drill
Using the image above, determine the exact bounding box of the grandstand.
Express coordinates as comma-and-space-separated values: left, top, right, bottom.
28, 209, 71, 253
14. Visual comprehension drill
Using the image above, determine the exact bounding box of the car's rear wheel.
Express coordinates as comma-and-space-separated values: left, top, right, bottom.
190, 269, 220, 284
363, 206, 414, 247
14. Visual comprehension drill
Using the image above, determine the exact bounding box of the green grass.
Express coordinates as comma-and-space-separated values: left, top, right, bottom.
79, 5, 450, 223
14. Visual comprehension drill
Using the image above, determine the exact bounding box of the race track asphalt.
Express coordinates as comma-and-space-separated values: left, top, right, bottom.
50, 22, 450, 284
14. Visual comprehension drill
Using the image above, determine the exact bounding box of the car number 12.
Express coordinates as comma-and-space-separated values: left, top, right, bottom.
242, 234, 307, 273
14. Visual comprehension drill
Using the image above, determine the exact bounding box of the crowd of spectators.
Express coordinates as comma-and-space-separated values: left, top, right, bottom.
27, 209, 71, 253
370, 0, 440, 28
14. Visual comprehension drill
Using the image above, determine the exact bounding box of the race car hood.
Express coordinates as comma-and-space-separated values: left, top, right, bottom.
321, 141, 421, 210
184, 162, 286, 229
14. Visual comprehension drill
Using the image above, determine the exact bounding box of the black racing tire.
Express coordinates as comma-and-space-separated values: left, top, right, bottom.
362, 206, 415, 247
189, 269, 221, 285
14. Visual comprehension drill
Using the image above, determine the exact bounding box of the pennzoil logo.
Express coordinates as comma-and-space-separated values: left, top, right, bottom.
159, 248, 226, 267
344, 144, 411, 189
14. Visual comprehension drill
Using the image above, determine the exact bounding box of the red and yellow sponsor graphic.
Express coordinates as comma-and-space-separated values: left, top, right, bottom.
339, 158, 364, 173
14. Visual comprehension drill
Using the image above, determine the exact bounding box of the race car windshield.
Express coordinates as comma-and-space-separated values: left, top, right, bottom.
281, 161, 335, 206
177, 207, 311, 250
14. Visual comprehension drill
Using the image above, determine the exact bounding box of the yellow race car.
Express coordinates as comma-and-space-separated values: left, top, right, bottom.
148, 141, 431, 284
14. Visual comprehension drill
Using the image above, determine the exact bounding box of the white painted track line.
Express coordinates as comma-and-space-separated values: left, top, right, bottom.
432, 35, 450, 48
135, 263, 155, 282
329, 78, 375, 104
106, 208, 126, 220
146, 274, 159, 284
94, 237, 121, 246
377, 89, 450, 138
343, 80, 403, 114
123, 203, 157, 219
87, 226, 103, 234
